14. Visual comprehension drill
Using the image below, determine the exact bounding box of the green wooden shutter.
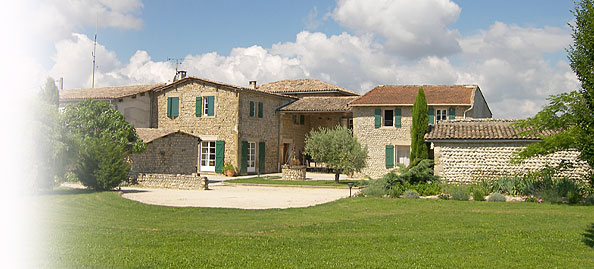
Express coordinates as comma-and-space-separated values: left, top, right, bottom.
385, 145, 394, 169
249, 101, 255, 117
299, 115, 305, 125
374, 108, 381, 128
259, 142, 265, 173
196, 97, 202, 117
428, 107, 434, 125
167, 97, 172, 117
394, 108, 401, 127
207, 96, 215, 116
449, 107, 455, 120
170, 97, 179, 117
215, 140, 225, 173
240, 141, 248, 174
258, 102, 263, 118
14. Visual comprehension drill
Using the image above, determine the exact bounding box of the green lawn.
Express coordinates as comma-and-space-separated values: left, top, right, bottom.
225, 177, 366, 187
39, 189, 594, 267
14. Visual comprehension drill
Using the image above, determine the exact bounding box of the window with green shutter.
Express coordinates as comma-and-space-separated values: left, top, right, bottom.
207, 96, 215, 116
167, 97, 179, 118
249, 101, 255, 117
385, 145, 394, 169
449, 107, 455, 120
196, 97, 202, 117
374, 108, 381, 128
240, 141, 248, 174
258, 102, 263, 118
215, 140, 225, 173
259, 142, 265, 173
394, 108, 401, 127
428, 107, 434, 125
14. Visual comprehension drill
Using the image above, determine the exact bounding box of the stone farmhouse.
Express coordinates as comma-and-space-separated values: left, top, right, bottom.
59, 73, 589, 182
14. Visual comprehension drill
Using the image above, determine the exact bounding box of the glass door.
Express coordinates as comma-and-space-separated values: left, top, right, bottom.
200, 141, 216, 172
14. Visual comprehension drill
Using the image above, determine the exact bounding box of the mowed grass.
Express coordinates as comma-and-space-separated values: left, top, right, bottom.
39, 189, 594, 268
225, 177, 365, 187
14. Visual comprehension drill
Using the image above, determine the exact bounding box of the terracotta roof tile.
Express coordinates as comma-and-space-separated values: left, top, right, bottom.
136, 128, 199, 143
59, 84, 164, 100
258, 78, 360, 96
350, 85, 476, 106
279, 96, 359, 112
424, 119, 554, 140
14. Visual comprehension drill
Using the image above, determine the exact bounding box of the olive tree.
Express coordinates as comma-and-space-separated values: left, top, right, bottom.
304, 125, 368, 183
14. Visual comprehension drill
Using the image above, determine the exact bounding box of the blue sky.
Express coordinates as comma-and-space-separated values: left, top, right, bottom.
10, 0, 581, 118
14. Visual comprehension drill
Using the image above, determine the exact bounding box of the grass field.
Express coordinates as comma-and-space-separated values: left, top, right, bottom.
39, 188, 594, 267
225, 177, 366, 187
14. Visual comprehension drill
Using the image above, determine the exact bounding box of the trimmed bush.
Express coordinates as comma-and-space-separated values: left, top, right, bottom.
445, 185, 470, 201
403, 190, 420, 199
487, 193, 506, 202
471, 187, 486, 202
361, 178, 388, 197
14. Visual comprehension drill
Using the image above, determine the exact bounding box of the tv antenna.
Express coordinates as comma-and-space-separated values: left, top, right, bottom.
91, 16, 98, 88
167, 57, 183, 72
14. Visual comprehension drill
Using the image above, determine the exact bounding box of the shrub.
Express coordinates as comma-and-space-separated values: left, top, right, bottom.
536, 189, 563, 204
75, 137, 130, 191
387, 185, 404, 198
361, 178, 388, 197
487, 193, 506, 202
222, 163, 236, 173
445, 185, 470, 201
438, 193, 450, 200
403, 190, 420, 199
471, 184, 487, 201
584, 195, 594, 205
365, 160, 441, 198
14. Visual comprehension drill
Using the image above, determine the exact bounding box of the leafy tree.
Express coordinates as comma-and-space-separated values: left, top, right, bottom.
39, 77, 59, 107
304, 125, 368, 183
62, 100, 145, 190
410, 88, 429, 165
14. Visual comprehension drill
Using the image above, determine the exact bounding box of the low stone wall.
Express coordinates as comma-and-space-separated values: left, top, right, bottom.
136, 173, 208, 190
433, 142, 591, 184
282, 166, 306, 180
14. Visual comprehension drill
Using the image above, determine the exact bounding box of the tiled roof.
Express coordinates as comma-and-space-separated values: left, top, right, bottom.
154, 76, 296, 100
424, 119, 553, 141
350, 85, 476, 106
136, 128, 199, 143
59, 84, 164, 100
257, 78, 360, 96
279, 96, 359, 112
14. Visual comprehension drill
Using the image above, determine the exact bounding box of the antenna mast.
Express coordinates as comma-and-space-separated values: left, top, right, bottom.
167, 57, 183, 72
92, 16, 98, 88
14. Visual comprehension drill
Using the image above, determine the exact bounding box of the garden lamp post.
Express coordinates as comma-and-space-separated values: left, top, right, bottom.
347, 182, 354, 197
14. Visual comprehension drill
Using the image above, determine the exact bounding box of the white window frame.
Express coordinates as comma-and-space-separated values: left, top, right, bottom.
203, 96, 212, 116
200, 141, 216, 172
247, 142, 256, 173
383, 109, 393, 127
436, 109, 447, 123
396, 145, 410, 167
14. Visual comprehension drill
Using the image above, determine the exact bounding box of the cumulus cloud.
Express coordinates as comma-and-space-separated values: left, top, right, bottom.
33, 0, 144, 41
332, 0, 462, 59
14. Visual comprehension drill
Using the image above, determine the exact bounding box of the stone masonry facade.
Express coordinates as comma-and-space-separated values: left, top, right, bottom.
130, 132, 199, 175
433, 142, 591, 183
136, 173, 208, 190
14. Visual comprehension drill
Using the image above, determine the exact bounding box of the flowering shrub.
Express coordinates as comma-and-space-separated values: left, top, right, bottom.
522, 195, 542, 203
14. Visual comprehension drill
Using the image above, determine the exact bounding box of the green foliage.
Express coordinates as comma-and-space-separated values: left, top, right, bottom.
222, 162, 236, 173
75, 137, 131, 190
471, 184, 487, 201
384, 159, 439, 186
363, 160, 441, 197
514, 0, 594, 181
62, 100, 145, 190
39, 77, 59, 107
304, 125, 368, 182
487, 193, 507, 202
361, 178, 389, 197
402, 190, 420, 199
445, 185, 470, 201
410, 88, 429, 164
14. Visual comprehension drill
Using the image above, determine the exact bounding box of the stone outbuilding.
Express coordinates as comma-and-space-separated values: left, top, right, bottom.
130, 128, 201, 175
425, 119, 591, 183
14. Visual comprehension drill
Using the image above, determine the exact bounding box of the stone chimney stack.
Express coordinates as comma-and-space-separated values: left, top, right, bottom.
249, 80, 257, 89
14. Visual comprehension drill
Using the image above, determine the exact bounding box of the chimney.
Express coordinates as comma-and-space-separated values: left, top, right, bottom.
249, 80, 257, 89
58, 77, 63, 90
173, 70, 187, 82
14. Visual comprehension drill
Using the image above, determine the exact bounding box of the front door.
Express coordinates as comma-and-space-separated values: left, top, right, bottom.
200, 141, 216, 172
247, 142, 256, 173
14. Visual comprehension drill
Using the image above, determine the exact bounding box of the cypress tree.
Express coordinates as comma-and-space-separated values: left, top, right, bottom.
410, 88, 429, 165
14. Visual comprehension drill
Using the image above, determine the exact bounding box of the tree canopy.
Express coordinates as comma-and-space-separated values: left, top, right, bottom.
515, 0, 594, 181
410, 88, 429, 165
304, 125, 368, 183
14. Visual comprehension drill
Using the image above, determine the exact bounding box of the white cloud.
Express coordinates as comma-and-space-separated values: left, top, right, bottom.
33, 0, 144, 41
332, 0, 462, 58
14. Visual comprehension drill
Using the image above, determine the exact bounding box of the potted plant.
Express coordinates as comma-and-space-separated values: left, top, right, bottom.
222, 163, 236, 177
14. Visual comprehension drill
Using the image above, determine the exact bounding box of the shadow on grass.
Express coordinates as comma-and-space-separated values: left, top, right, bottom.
584, 223, 594, 248
44, 188, 96, 195
120, 189, 149, 194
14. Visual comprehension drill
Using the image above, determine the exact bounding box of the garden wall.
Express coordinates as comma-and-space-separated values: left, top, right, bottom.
136, 173, 208, 190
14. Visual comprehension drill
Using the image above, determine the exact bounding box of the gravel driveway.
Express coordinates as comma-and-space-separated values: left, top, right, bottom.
120, 183, 357, 209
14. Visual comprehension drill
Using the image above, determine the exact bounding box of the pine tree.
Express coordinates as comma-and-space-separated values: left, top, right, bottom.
410, 88, 429, 165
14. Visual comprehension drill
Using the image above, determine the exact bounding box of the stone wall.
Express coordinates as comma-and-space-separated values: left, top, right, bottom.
136, 173, 208, 190
154, 81, 240, 172
282, 166, 306, 180
353, 105, 471, 178
115, 94, 151, 128
237, 91, 293, 173
433, 141, 591, 183
130, 132, 199, 175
